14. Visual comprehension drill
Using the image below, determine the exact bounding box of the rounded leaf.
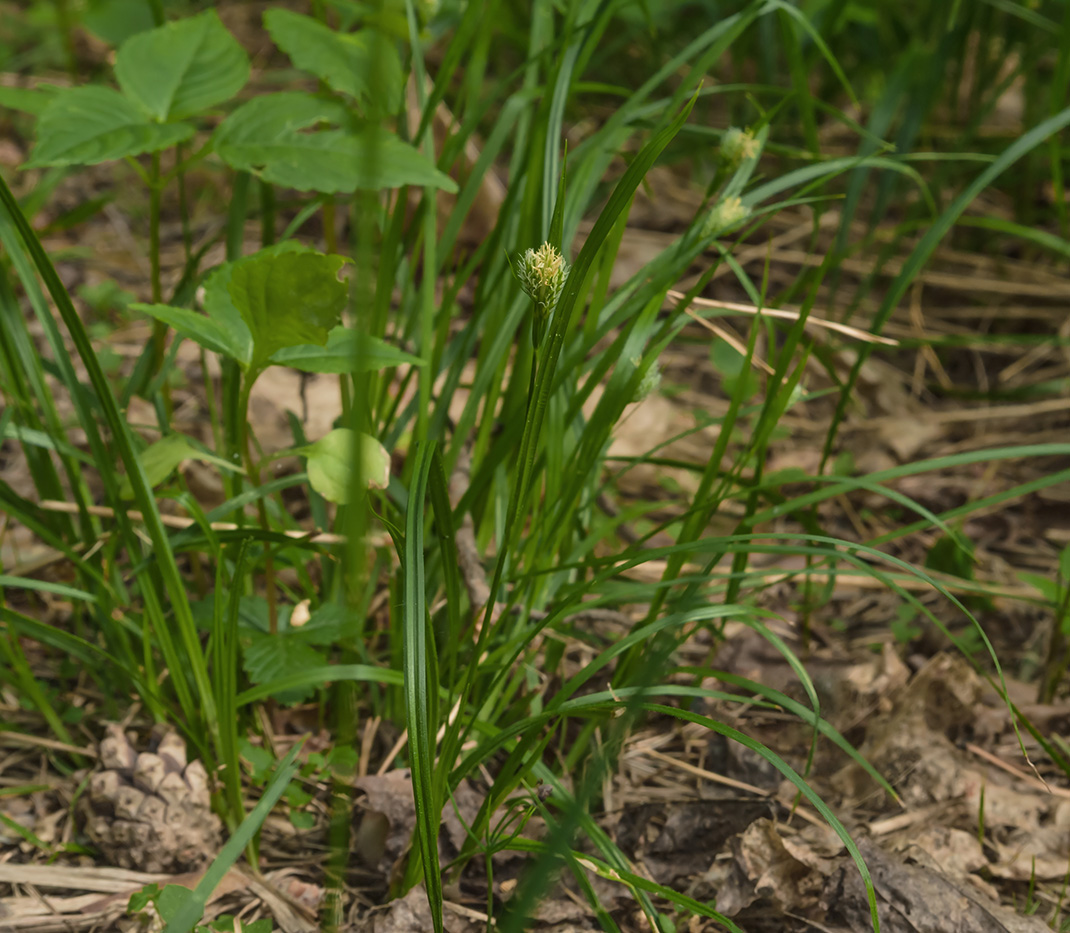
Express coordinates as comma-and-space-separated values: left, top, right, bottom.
305, 429, 390, 504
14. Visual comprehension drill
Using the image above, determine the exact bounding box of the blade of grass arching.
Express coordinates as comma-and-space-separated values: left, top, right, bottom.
821, 105, 1070, 469
0, 484, 109, 588
498, 623, 680, 933
653, 703, 878, 930
526, 833, 747, 933
956, 215, 1070, 260
401, 442, 443, 933
522, 693, 878, 930
863, 466, 1070, 552
234, 665, 404, 708
705, 673, 898, 801
0, 174, 219, 759
162, 739, 304, 933
1, 607, 149, 687
748, 443, 1070, 528
528, 763, 662, 930
771, 0, 857, 105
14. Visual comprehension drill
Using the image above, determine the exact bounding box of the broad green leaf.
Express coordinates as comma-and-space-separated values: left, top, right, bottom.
200, 241, 314, 370
213, 91, 350, 143
303, 428, 389, 504
239, 602, 353, 705
286, 602, 357, 645
114, 9, 249, 121
263, 9, 403, 112
227, 249, 349, 371
269, 327, 424, 373
132, 302, 251, 366
83, 0, 159, 45
25, 86, 193, 168
155, 885, 195, 923
119, 433, 242, 499
214, 93, 457, 193
243, 630, 327, 705
0, 86, 59, 116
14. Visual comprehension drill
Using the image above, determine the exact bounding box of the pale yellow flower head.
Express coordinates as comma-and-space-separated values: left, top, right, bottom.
516, 242, 569, 312
720, 127, 760, 167
702, 196, 750, 238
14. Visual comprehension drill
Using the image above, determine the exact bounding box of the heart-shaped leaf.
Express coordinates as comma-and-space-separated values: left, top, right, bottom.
25, 86, 193, 168
226, 249, 349, 372
114, 9, 249, 121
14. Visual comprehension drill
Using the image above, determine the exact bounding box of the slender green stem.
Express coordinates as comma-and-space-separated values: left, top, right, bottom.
236, 370, 279, 634
259, 180, 276, 247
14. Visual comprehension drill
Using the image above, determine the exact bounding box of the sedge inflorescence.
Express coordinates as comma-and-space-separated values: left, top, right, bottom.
515, 242, 570, 348
516, 242, 569, 313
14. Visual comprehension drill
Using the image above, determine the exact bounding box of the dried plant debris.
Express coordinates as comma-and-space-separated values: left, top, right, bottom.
706, 819, 1051, 933
79, 723, 222, 873
352, 769, 483, 877
369, 885, 484, 933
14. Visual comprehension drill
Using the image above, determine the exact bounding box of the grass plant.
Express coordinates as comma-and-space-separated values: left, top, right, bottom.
1, 0, 1069, 930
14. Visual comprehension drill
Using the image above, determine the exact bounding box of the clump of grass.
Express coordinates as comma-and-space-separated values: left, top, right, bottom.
1, 1, 1069, 930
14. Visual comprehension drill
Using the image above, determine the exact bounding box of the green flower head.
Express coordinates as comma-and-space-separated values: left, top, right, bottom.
702, 195, 750, 238
632, 359, 661, 403
516, 242, 569, 313
720, 127, 760, 168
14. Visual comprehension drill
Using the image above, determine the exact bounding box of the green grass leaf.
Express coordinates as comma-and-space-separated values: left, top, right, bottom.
114, 9, 249, 121
161, 741, 303, 933
25, 86, 193, 168
263, 9, 403, 112
402, 442, 443, 933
